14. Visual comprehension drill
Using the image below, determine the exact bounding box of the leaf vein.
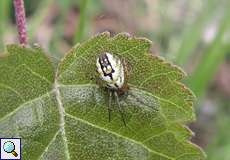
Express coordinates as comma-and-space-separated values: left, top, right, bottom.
38, 129, 61, 160
65, 113, 174, 160
55, 82, 71, 160
0, 91, 52, 123
0, 83, 25, 101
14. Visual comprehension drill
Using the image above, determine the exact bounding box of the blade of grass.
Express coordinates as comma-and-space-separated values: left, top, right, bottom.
187, 5, 230, 98
74, 0, 89, 43
175, 0, 218, 66
0, 0, 11, 51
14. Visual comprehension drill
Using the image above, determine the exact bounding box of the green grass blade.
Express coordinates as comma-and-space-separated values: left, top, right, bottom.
74, 0, 89, 43
0, 0, 11, 51
187, 7, 230, 98
175, 0, 218, 66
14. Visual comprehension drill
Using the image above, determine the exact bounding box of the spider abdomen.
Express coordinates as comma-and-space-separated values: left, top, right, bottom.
96, 52, 125, 90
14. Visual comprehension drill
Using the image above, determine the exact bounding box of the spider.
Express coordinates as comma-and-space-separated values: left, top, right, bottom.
96, 52, 130, 126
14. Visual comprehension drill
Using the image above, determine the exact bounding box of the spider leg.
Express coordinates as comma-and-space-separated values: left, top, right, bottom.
108, 90, 113, 122
114, 91, 127, 126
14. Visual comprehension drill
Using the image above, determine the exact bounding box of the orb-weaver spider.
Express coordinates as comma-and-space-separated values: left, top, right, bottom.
96, 52, 130, 126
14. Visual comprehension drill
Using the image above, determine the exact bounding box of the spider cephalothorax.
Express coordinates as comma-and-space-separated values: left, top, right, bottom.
96, 52, 129, 126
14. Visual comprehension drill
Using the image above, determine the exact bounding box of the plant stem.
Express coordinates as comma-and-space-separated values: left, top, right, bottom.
13, 0, 28, 45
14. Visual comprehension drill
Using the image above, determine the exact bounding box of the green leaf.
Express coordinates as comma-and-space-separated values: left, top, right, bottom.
0, 32, 206, 160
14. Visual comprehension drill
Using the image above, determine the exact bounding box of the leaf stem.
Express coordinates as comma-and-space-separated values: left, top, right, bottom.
13, 0, 28, 45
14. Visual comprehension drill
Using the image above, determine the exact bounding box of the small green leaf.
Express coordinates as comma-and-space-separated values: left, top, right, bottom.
0, 32, 206, 160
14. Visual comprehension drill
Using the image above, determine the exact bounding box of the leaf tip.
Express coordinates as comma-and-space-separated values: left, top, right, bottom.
150, 55, 187, 80
95, 31, 111, 38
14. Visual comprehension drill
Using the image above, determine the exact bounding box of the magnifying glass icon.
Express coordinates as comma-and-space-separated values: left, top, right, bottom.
3, 141, 18, 157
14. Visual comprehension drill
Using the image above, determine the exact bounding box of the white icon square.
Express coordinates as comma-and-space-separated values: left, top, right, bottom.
0, 138, 21, 160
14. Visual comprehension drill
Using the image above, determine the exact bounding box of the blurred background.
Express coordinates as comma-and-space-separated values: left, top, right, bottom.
0, 0, 230, 159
